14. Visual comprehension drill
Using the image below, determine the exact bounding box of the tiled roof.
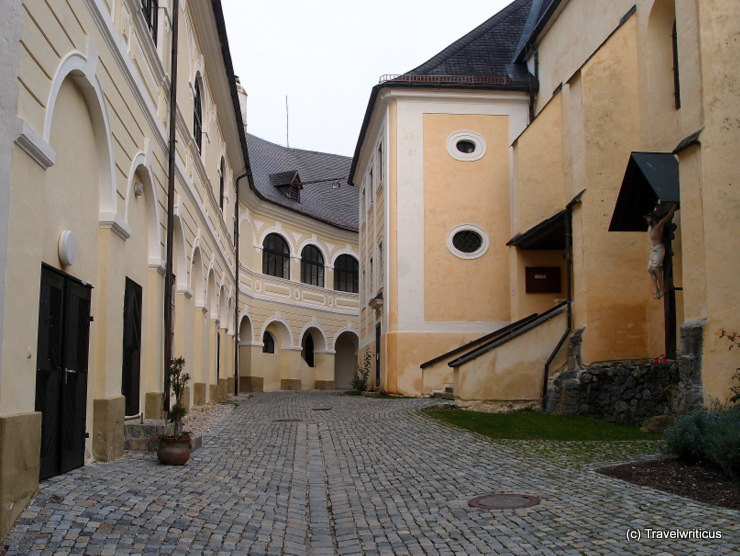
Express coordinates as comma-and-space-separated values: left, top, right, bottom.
407, 0, 533, 77
247, 134, 358, 232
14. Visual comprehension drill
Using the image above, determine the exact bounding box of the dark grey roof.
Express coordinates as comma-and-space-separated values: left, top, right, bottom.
514, 0, 562, 62
246, 134, 358, 232
408, 0, 533, 77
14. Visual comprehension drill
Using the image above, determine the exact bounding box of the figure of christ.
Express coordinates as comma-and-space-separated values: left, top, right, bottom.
644, 202, 677, 299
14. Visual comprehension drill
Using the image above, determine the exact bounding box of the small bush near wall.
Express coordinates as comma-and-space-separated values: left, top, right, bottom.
546, 360, 680, 426
664, 405, 740, 477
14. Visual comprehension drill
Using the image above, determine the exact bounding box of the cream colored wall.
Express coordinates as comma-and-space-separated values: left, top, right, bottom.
4, 0, 241, 421
688, 0, 740, 402
237, 198, 360, 391
453, 310, 568, 411
510, 250, 567, 320
423, 113, 511, 323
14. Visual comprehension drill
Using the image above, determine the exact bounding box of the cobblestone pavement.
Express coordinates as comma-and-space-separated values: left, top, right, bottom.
3, 391, 737, 555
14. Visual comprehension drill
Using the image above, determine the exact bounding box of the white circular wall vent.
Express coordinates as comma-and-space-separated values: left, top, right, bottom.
58, 230, 77, 266
446, 130, 487, 162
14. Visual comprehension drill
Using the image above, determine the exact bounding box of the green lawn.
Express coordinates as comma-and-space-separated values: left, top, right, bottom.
424, 409, 662, 441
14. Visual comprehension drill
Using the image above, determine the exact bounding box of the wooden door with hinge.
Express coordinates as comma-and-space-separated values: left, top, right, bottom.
35, 265, 92, 480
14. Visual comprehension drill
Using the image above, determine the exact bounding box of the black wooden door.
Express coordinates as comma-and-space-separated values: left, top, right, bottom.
122, 278, 142, 416
35, 265, 91, 480
375, 324, 381, 389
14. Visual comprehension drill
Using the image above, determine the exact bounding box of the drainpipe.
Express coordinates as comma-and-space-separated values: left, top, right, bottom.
163, 0, 179, 412
541, 201, 576, 411
234, 172, 248, 396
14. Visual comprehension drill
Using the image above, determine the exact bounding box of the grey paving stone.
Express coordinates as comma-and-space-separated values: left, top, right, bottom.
2, 391, 737, 555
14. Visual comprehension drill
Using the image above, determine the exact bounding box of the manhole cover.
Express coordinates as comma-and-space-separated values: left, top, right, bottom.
273, 419, 303, 422
468, 494, 540, 509
312, 408, 332, 411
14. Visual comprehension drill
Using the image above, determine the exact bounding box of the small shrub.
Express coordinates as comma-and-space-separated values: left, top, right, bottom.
351, 347, 372, 392
664, 405, 740, 477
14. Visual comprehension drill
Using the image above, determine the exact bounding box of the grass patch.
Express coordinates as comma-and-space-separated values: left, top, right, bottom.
425, 409, 661, 441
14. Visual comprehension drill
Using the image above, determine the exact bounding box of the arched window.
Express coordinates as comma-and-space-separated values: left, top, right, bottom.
301, 245, 324, 287
262, 233, 290, 279
219, 156, 225, 211
193, 77, 203, 152
302, 334, 315, 367
262, 331, 275, 354
334, 255, 359, 293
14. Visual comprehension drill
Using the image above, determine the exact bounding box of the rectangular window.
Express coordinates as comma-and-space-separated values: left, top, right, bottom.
141, 0, 158, 45
369, 257, 374, 294
368, 168, 374, 207
672, 19, 681, 110
377, 143, 383, 188
378, 242, 383, 286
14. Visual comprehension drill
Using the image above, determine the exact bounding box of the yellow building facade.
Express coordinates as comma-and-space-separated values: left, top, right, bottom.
0, 0, 249, 537
352, 0, 739, 408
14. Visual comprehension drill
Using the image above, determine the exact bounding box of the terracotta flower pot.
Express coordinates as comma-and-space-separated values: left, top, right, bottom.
157, 436, 191, 465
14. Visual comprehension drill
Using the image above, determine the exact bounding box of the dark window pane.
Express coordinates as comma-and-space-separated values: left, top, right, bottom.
334, 255, 359, 293
453, 230, 483, 253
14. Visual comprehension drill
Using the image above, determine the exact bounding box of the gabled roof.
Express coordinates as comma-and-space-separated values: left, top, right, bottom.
408, 0, 534, 78
349, 0, 537, 184
247, 134, 358, 232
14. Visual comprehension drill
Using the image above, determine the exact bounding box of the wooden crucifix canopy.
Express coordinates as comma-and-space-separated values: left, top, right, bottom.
609, 152, 680, 231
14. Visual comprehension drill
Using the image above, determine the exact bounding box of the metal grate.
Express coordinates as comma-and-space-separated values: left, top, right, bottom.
453, 230, 483, 253
468, 494, 540, 509
273, 419, 302, 423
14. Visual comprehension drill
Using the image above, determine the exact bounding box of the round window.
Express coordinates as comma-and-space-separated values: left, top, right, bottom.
446, 224, 489, 259
452, 230, 482, 253
446, 131, 486, 162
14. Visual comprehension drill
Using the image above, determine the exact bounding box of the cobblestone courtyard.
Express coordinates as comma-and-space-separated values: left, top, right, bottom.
3, 391, 737, 555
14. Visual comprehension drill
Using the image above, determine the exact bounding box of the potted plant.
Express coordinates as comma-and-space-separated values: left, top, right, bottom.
157, 356, 192, 465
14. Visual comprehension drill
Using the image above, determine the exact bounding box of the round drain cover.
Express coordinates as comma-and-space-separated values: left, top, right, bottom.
273, 419, 302, 422
468, 494, 540, 509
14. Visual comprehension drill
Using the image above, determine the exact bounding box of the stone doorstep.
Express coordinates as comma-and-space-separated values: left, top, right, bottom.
124, 420, 202, 452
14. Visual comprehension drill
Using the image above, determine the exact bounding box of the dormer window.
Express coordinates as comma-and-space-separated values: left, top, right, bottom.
269, 170, 302, 203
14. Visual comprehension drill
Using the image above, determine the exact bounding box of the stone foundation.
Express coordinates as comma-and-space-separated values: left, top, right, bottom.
546, 360, 680, 426
314, 380, 335, 390
218, 378, 228, 400
240, 376, 263, 392
673, 319, 706, 413
0, 412, 41, 540
92, 397, 125, 462
194, 383, 206, 406
209, 385, 217, 403
281, 379, 302, 390
145, 392, 163, 420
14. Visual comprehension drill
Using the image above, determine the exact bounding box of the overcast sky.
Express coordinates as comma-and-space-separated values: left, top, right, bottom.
221, 0, 513, 158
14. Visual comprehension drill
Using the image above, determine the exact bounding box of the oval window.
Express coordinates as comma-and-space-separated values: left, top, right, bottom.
446, 224, 489, 259
456, 140, 476, 154
452, 230, 483, 253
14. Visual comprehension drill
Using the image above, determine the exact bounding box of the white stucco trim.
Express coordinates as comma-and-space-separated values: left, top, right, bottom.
446, 130, 487, 162
45, 42, 118, 222
260, 316, 295, 349
446, 224, 490, 259
299, 322, 328, 351
331, 327, 359, 351
389, 92, 530, 334
14, 118, 56, 169
124, 141, 162, 259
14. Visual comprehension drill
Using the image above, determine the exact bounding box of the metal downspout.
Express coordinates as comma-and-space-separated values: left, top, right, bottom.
234, 172, 248, 396
163, 0, 179, 412
541, 205, 573, 411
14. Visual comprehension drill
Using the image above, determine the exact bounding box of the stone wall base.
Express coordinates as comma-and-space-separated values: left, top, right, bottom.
457, 399, 539, 413
314, 380, 335, 391
145, 392, 163, 420
240, 377, 263, 392
209, 385, 217, 403
281, 379, 302, 390
194, 383, 206, 406
0, 411, 41, 541
92, 397, 125, 462
546, 360, 680, 426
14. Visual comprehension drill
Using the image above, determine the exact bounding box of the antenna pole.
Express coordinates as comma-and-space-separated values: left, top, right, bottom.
286, 95, 290, 148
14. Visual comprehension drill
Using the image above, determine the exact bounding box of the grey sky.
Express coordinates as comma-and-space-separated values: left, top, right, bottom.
221, 0, 512, 157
